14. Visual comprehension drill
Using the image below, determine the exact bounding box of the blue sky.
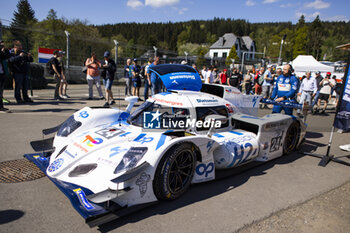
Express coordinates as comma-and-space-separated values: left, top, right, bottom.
0, 0, 349, 26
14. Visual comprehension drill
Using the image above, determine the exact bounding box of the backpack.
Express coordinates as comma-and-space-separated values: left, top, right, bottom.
46, 58, 54, 75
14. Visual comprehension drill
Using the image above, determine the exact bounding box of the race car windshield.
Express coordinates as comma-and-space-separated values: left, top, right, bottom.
127, 101, 190, 128
196, 106, 229, 131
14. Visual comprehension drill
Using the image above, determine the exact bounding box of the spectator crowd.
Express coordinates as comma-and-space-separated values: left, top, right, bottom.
0, 39, 343, 120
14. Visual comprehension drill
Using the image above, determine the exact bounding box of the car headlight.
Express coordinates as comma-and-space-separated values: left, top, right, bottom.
114, 147, 148, 174
68, 163, 98, 177
57, 115, 82, 137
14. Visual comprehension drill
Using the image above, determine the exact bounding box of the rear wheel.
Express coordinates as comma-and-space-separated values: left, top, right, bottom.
283, 121, 300, 154
153, 143, 196, 200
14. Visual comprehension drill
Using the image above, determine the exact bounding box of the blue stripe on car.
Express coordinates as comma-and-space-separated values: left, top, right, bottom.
229, 131, 243, 135
156, 134, 167, 150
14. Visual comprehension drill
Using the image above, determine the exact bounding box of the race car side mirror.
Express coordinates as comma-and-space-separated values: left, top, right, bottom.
125, 96, 139, 113
205, 114, 228, 137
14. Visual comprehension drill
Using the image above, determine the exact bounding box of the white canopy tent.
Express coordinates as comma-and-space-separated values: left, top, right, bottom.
291, 55, 333, 77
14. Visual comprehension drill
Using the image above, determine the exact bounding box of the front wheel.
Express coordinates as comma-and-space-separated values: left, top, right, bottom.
283, 121, 300, 154
153, 143, 196, 201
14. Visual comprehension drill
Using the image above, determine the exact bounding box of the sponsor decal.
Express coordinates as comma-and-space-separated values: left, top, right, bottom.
195, 162, 214, 178
225, 89, 241, 95
226, 142, 257, 167
83, 135, 103, 147
73, 188, 95, 210
109, 146, 128, 158
169, 74, 196, 80
278, 84, 291, 91
136, 172, 151, 197
48, 158, 64, 172
95, 127, 125, 139
78, 110, 89, 118
207, 140, 215, 152
73, 142, 88, 153
97, 157, 119, 167
64, 150, 78, 159
252, 96, 259, 108
196, 99, 219, 103
152, 97, 183, 106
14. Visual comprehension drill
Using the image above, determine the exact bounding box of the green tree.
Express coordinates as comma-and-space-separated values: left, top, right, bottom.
10, 0, 37, 51
293, 26, 308, 58
226, 45, 239, 65
197, 49, 207, 67
308, 15, 324, 60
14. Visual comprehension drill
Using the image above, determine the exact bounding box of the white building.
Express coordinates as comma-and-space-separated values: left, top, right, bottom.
208, 33, 256, 61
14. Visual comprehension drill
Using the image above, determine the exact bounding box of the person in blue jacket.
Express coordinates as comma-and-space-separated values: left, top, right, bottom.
270, 64, 299, 115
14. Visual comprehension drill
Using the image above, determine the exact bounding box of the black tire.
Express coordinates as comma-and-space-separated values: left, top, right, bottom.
283, 121, 300, 154
153, 143, 196, 201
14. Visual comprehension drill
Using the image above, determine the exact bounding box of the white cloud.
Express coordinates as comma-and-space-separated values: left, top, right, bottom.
280, 3, 293, 8
295, 11, 320, 21
263, 0, 279, 4
246, 0, 256, 6
324, 15, 349, 22
145, 0, 180, 8
127, 0, 144, 8
304, 0, 330, 10
178, 7, 188, 15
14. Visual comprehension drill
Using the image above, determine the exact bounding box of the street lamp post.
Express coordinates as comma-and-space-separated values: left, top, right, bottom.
241, 51, 265, 73
113, 40, 118, 77
184, 51, 188, 64
64, 30, 70, 79
153, 46, 157, 57
278, 34, 287, 66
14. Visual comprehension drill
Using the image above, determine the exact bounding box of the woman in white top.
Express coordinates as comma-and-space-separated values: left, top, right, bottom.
316, 72, 335, 114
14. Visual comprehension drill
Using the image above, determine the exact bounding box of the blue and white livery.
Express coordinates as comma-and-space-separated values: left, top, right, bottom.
25, 64, 306, 227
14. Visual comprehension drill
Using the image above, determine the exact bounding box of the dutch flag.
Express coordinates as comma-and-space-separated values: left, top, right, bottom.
38, 47, 61, 63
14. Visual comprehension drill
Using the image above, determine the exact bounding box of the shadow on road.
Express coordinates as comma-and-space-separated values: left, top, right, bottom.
98, 150, 308, 232
0, 209, 25, 224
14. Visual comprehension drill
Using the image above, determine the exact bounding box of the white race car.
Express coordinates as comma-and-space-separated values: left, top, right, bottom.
26, 64, 306, 227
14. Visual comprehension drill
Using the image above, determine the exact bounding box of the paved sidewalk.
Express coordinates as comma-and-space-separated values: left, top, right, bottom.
0, 84, 349, 233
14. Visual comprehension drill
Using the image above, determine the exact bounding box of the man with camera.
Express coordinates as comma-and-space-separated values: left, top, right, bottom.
0, 40, 11, 111
8, 40, 33, 104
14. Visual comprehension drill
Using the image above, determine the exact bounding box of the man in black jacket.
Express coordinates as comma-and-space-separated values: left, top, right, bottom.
101, 51, 116, 107
8, 41, 33, 104
0, 40, 11, 111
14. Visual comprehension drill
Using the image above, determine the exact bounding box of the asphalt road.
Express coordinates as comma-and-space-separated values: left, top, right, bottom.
1, 84, 350, 233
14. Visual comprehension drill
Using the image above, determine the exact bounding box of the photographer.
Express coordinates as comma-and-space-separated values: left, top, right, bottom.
0, 40, 11, 111
8, 40, 33, 104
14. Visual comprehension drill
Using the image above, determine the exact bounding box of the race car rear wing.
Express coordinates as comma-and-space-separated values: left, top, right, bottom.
201, 84, 262, 116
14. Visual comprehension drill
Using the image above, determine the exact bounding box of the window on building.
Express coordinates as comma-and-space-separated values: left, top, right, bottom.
222, 52, 227, 58
213, 52, 218, 57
